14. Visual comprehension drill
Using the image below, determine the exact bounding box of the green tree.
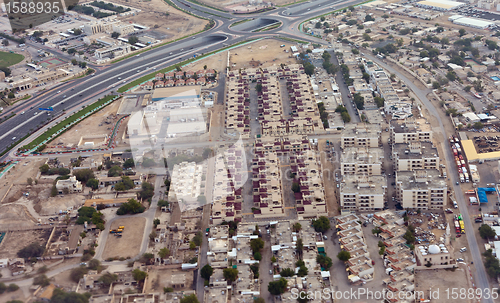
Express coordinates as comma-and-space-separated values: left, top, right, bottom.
18, 243, 45, 259
7, 284, 19, 292
403, 226, 416, 244
201, 264, 214, 280
70, 266, 88, 283
74, 169, 95, 182
293, 222, 302, 232
86, 178, 99, 190
223, 267, 239, 283
128, 36, 139, 44
33, 274, 50, 287
88, 259, 101, 270
159, 248, 170, 259
132, 268, 147, 283
316, 254, 333, 269
479, 224, 496, 239
180, 294, 200, 303
39, 164, 49, 174
108, 165, 122, 177
337, 250, 351, 261
312, 216, 330, 233
111, 32, 120, 38
280, 268, 294, 277
123, 158, 135, 168
98, 273, 118, 287
138, 182, 154, 200
474, 122, 484, 130
117, 198, 145, 215
50, 288, 91, 303
459, 29, 466, 37
250, 238, 265, 253
268, 277, 288, 295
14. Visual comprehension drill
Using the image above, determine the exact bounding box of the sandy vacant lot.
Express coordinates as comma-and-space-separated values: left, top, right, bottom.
0, 229, 51, 259
229, 39, 296, 70
184, 51, 228, 76
102, 217, 146, 260
46, 99, 122, 151
110, 0, 207, 41
416, 268, 473, 303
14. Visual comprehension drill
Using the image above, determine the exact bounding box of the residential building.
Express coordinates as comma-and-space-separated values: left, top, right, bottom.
252, 152, 286, 218
341, 147, 384, 176
393, 142, 440, 171
391, 119, 432, 144
55, 176, 82, 194
396, 169, 447, 210
340, 175, 387, 211
341, 123, 381, 148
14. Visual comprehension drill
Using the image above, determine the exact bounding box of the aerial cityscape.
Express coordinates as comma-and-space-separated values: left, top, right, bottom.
2, 0, 500, 302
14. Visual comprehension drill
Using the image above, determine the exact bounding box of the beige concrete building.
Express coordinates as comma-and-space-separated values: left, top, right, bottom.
415, 244, 452, 266
252, 152, 286, 218
396, 169, 447, 210
341, 147, 384, 176
393, 142, 440, 171
210, 144, 245, 225
55, 176, 82, 194
390, 119, 432, 144
290, 149, 327, 217
340, 175, 387, 211
341, 123, 381, 148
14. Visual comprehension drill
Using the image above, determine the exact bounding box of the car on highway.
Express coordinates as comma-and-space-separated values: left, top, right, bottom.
12, 137, 16, 140
118, 77, 121, 80
34, 112, 37, 115
21, 111, 24, 115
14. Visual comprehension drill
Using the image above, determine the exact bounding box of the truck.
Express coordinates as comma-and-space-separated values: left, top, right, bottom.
462, 167, 467, 174
119, 226, 125, 229
453, 148, 458, 156
461, 160, 465, 166
454, 220, 460, 233
475, 215, 483, 223
464, 173, 469, 183
459, 155, 464, 161
456, 160, 462, 168
459, 173, 464, 183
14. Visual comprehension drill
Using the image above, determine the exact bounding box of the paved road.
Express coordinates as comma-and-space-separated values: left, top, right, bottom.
364, 53, 493, 303
327, 49, 361, 123
0, 0, 369, 160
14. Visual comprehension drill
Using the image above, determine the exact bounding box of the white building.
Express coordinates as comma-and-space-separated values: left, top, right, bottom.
56, 176, 83, 194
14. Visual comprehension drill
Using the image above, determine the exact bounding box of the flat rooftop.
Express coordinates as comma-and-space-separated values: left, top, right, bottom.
393, 142, 438, 159
341, 175, 387, 194
152, 86, 201, 101
391, 118, 431, 134
397, 169, 446, 190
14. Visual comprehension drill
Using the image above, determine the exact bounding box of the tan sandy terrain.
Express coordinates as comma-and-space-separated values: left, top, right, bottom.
110, 0, 208, 41
0, 288, 27, 303
229, 39, 296, 70
45, 100, 122, 151
102, 217, 146, 260
415, 267, 473, 303
184, 51, 228, 75
0, 229, 51, 258
0, 159, 45, 204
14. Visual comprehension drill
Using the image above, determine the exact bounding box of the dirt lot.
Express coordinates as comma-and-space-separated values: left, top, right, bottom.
0, 204, 38, 230
0, 229, 51, 259
45, 100, 123, 151
0, 159, 45, 202
184, 51, 228, 76
102, 217, 146, 260
144, 268, 194, 293
318, 140, 339, 217
110, 0, 207, 41
229, 39, 296, 70
415, 267, 473, 303
0, 288, 27, 303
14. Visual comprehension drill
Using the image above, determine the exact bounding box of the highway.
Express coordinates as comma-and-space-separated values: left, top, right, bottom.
364, 52, 493, 303
0, 0, 367, 159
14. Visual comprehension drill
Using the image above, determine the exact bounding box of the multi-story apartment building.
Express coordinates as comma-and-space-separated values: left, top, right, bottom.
340, 175, 387, 211
290, 149, 327, 217
211, 145, 245, 224
252, 152, 286, 218
396, 169, 447, 210
393, 142, 440, 171
225, 79, 251, 139
341, 123, 381, 149
341, 147, 384, 176
390, 119, 432, 144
